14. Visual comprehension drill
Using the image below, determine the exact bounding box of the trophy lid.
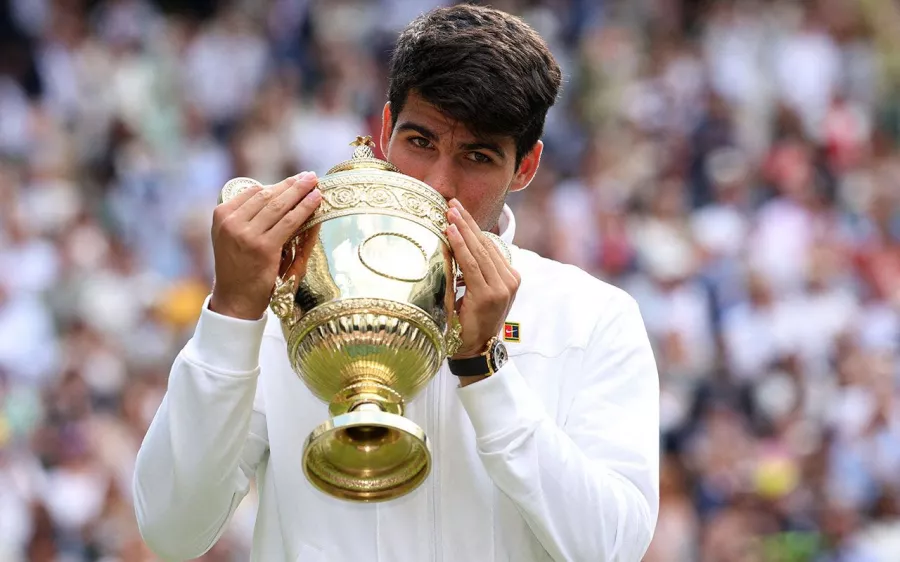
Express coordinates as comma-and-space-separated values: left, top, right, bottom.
306, 135, 450, 242
327, 136, 400, 175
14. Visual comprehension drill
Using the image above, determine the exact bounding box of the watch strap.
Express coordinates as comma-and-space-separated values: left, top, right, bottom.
448, 354, 492, 377
448, 337, 507, 377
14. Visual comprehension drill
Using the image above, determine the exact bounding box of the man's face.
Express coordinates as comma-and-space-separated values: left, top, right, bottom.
380, 93, 541, 232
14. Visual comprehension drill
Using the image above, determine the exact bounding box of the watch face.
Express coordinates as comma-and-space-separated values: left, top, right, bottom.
490, 341, 508, 370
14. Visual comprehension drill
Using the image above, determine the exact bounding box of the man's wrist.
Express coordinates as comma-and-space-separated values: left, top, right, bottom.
209, 292, 266, 321
189, 295, 267, 373
450, 338, 492, 360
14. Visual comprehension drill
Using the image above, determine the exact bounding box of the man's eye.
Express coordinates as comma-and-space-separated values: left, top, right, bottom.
467, 152, 492, 164
410, 137, 432, 149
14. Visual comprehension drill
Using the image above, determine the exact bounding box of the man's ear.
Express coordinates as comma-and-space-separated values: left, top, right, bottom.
380, 102, 393, 156
509, 140, 543, 193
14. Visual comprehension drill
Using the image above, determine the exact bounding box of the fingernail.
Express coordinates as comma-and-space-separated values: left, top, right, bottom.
448, 208, 461, 220
447, 224, 459, 237
307, 188, 322, 202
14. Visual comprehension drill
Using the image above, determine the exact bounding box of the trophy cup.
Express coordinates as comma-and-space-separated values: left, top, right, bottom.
218, 136, 509, 502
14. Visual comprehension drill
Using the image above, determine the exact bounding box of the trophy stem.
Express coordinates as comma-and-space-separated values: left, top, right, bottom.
329, 379, 405, 417
343, 403, 390, 442
351, 402, 382, 412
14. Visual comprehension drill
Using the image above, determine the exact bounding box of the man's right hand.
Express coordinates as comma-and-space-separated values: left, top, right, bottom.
208, 172, 323, 320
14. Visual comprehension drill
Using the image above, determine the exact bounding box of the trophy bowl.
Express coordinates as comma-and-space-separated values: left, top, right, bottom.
219, 136, 508, 502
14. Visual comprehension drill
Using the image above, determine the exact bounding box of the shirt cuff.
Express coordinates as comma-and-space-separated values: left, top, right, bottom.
184, 295, 268, 374
456, 360, 545, 439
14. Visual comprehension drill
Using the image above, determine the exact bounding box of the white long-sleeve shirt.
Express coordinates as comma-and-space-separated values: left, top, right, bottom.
133, 206, 660, 562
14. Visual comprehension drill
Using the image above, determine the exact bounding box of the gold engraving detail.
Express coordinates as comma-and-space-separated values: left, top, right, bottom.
444, 314, 463, 357
299, 172, 450, 244
289, 298, 445, 352
306, 445, 428, 492
357, 232, 429, 283
218, 177, 263, 205
351, 135, 373, 147
327, 137, 399, 175
350, 135, 376, 158
270, 275, 297, 324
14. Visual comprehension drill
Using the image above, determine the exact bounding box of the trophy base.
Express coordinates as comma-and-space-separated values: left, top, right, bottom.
302, 404, 431, 502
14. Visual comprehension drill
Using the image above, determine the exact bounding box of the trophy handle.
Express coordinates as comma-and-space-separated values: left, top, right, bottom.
443, 312, 463, 357
270, 272, 297, 324
267, 230, 300, 323
483, 231, 512, 263
217, 176, 262, 205
219, 177, 302, 325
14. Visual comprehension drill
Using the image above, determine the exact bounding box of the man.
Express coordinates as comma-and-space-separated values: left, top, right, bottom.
133, 5, 660, 561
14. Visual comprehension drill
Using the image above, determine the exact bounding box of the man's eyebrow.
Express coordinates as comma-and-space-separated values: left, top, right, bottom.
395, 122, 438, 141
396, 121, 507, 161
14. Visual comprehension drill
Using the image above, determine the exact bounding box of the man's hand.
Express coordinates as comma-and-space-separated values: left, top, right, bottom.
209, 172, 322, 320
445, 198, 520, 364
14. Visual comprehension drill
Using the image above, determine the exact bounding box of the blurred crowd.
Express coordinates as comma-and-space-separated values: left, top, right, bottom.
1, 0, 899, 560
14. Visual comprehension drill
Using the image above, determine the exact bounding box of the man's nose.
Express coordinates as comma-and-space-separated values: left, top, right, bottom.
422, 159, 457, 201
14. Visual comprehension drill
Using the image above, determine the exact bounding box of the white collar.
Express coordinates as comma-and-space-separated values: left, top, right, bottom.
496, 204, 516, 246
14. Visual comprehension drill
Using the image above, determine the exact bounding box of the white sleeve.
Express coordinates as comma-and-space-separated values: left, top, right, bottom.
457, 294, 660, 561
132, 297, 272, 561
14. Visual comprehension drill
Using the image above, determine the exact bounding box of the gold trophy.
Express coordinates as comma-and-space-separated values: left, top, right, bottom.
218, 137, 509, 502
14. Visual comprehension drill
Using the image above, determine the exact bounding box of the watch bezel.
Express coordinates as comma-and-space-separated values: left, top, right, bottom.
488, 338, 508, 373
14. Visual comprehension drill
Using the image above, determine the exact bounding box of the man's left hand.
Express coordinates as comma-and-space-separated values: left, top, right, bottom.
445, 199, 520, 367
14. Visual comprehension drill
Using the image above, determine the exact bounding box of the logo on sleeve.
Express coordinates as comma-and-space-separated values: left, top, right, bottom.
503, 322, 520, 342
